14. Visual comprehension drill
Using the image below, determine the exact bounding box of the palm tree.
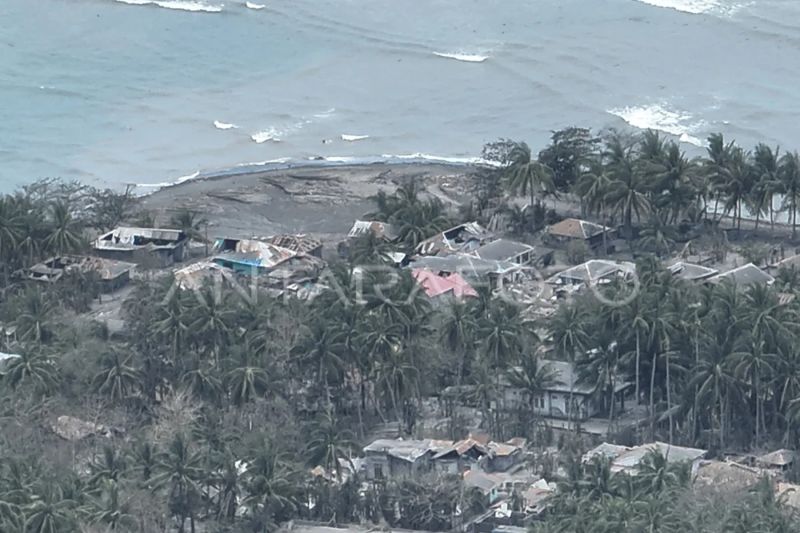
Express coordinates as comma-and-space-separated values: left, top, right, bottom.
504, 141, 556, 207
439, 301, 477, 387
645, 141, 700, 224
548, 303, 589, 427
93, 348, 142, 403
88, 445, 128, 488
224, 347, 270, 407
14, 288, 56, 344
507, 353, 560, 435
294, 322, 346, 408
2, 350, 58, 395
186, 285, 234, 363
23, 483, 77, 533
169, 209, 208, 243
0, 197, 22, 278
181, 362, 224, 405
305, 410, 356, 481
244, 438, 297, 521
128, 439, 158, 486
82, 480, 136, 531
349, 232, 391, 264
151, 433, 205, 533
603, 134, 650, 238
751, 144, 782, 230
689, 328, 743, 449
43, 200, 84, 255
779, 151, 800, 238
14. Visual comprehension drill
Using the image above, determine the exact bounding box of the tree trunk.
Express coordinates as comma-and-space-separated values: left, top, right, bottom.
754, 203, 761, 230
650, 351, 657, 440
635, 331, 641, 425
666, 347, 673, 446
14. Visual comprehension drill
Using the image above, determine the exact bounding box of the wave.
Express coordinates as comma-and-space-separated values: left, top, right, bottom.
432, 51, 489, 63
380, 153, 501, 166
136, 171, 201, 190
341, 134, 369, 142
251, 127, 284, 143
633, 0, 744, 15
313, 108, 336, 119
213, 120, 238, 130
235, 158, 291, 167
114, 0, 223, 12
607, 103, 707, 146
245, 1, 265, 9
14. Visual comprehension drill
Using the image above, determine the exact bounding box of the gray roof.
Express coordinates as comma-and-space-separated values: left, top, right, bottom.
547, 260, 635, 284
94, 227, 186, 251
668, 261, 718, 281
709, 263, 774, 286
409, 254, 519, 279
611, 442, 706, 471
363, 438, 450, 462
474, 239, 535, 262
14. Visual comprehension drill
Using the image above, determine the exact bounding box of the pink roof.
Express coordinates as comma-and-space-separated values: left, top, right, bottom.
412, 268, 478, 299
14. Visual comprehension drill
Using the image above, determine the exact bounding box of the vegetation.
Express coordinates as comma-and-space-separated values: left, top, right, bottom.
4, 125, 800, 531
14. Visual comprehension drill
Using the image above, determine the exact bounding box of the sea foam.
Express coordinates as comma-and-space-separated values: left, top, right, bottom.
251, 128, 283, 143
633, 0, 743, 15
115, 0, 223, 12
214, 120, 238, 130
341, 134, 369, 142
245, 2, 266, 9
432, 52, 489, 63
608, 103, 706, 146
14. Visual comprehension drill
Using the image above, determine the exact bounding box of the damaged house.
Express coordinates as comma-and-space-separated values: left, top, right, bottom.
415, 221, 492, 257
265, 234, 323, 258
93, 227, 187, 266
25, 255, 135, 292
545, 217, 613, 249
212, 238, 324, 286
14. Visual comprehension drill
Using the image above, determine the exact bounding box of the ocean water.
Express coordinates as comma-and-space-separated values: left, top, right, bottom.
1, 0, 799, 192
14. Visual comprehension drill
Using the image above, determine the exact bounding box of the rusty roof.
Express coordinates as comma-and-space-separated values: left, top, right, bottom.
547, 218, 610, 240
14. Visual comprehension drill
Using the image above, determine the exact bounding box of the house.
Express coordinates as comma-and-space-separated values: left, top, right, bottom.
694, 461, 766, 491
708, 263, 774, 287
346, 220, 399, 241
212, 238, 325, 289
584, 441, 706, 474
265, 234, 323, 258
546, 260, 636, 287
463, 470, 503, 504
487, 441, 524, 472
432, 438, 490, 474
93, 227, 187, 266
504, 360, 631, 421
472, 239, 537, 266
415, 222, 492, 256
409, 254, 520, 290
756, 449, 796, 471
668, 261, 718, 282
25, 256, 135, 292
362, 439, 450, 480
174, 262, 237, 291
411, 268, 478, 300
545, 218, 613, 249
521, 479, 556, 516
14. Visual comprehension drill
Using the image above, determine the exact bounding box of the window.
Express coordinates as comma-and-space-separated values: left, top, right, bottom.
534, 396, 545, 409
374, 464, 384, 479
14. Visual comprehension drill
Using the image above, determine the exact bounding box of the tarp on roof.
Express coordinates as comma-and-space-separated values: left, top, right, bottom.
412, 268, 478, 298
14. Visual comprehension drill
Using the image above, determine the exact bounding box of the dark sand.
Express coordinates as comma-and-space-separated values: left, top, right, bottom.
138, 163, 475, 244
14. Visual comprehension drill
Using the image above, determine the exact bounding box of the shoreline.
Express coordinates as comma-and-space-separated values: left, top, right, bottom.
133, 155, 487, 197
